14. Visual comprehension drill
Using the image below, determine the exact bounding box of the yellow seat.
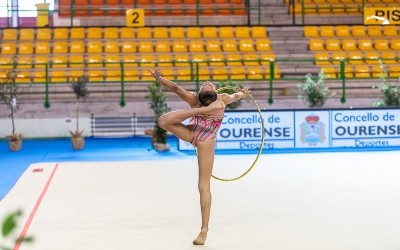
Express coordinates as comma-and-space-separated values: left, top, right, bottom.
121, 42, 136, 53
87, 54, 103, 67
354, 65, 370, 78
391, 39, 400, 50
16, 56, 32, 69
342, 39, 357, 51
260, 53, 275, 65
52, 55, 68, 68
176, 69, 192, 81
157, 54, 173, 67
105, 54, 120, 68
236, 26, 250, 38
139, 55, 156, 67
15, 71, 31, 83
239, 39, 254, 52
186, 27, 201, 38
120, 27, 135, 39
375, 39, 389, 50
206, 40, 221, 52
256, 39, 271, 51
124, 70, 139, 81
104, 27, 119, 39
105, 69, 121, 82
381, 52, 396, 65
371, 66, 382, 78
209, 53, 225, 66
174, 54, 190, 66
35, 42, 50, 54
54, 28, 68, 39
53, 42, 68, 54
87, 27, 103, 39
219, 27, 234, 38
383, 26, 398, 37
252, 26, 267, 38
332, 51, 348, 65
69, 55, 84, 68
88, 41, 103, 53
367, 26, 382, 37
70, 27, 85, 39
170, 27, 184, 38
153, 27, 168, 39
223, 40, 238, 52
352, 26, 367, 37
1, 43, 16, 54
51, 71, 67, 83
192, 54, 208, 66
320, 26, 334, 37
88, 70, 103, 82
321, 67, 336, 78
326, 39, 340, 51
364, 52, 379, 65
33, 71, 46, 83
172, 41, 187, 52
309, 39, 324, 50
0, 57, 14, 69
389, 66, 400, 78
69, 70, 84, 80
137, 27, 152, 39
226, 54, 242, 66
230, 67, 246, 80
198, 69, 211, 81
122, 55, 138, 67
213, 68, 228, 80
155, 41, 171, 53
243, 54, 259, 66
70, 41, 85, 53
203, 27, 218, 38
104, 41, 119, 53
34, 56, 49, 68
19, 43, 33, 54
247, 67, 263, 79
20, 29, 34, 40
304, 26, 319, 37
315, 52, 330, 65
336, 26, 350, 37
140, 69, 154, 81
2, 29, 17, 40
189, 41, 204, 52
138, 42, 153, 53
37, 28, 51, 40
348, 51, 364, 64
359, 39, 373, 51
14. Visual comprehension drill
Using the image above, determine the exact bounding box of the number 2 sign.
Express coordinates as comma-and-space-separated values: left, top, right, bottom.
126, 9, 145, 27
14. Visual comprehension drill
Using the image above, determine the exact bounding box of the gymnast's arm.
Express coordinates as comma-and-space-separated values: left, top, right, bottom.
221, 87, 251, 105
148, 68, 198, 107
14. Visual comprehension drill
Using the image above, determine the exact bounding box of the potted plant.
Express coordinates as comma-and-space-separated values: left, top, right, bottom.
297, 69, 335, 108
372, 59, 400, 107
145, 79, 171, 151
215, 80, 244, 109
0, 70, 23, 151
70, 76, 89, 150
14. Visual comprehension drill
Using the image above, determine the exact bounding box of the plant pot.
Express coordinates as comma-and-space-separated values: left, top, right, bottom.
8, 134, 22, 152
153, 142, 170, 152
71, 136, 85, 150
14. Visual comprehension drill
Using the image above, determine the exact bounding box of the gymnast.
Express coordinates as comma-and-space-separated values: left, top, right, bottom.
148, 68, 250, 245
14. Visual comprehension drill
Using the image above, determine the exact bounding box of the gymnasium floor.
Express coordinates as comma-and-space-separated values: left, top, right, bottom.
1, 138, 400, 250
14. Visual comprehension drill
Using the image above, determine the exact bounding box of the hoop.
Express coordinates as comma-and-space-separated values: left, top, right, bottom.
196, 86, 265, 182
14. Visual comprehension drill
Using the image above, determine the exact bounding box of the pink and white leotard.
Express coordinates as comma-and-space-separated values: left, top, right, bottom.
189, 95, 225, 146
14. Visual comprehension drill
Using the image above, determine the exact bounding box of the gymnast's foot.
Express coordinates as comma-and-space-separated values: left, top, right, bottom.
193, 228, 208, 245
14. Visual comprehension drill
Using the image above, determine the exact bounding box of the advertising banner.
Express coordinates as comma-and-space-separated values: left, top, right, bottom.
364, 7, 400, 25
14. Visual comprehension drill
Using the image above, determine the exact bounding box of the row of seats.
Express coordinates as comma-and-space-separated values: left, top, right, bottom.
305, 25, 400, 37
60, 0, 244, 5
315, 51, 399, 65
0, 52, 276, 69
0, 39, 271, 55
310, 38, 400, 51
286, 0, 397, 3
1, 27, 267, 40
321, 65, 400, 78
290, 4, 362, 15
0, 66, 278, 83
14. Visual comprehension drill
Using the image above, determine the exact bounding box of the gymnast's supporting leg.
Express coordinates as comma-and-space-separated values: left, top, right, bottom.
193, 140, 215, 245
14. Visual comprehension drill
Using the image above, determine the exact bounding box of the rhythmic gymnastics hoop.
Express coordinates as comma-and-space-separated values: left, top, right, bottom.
196, 86, 265, 182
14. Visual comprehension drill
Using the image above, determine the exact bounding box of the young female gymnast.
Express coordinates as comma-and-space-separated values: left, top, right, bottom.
148, 68, 250, 245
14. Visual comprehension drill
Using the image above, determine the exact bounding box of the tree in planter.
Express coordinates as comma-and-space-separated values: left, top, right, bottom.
297, 69, 335, 108
372, 59, 400, 107
215, 80, 244, 109
146, 80, 171, 151
0, 70, 23, 151
70, 76, 89, 150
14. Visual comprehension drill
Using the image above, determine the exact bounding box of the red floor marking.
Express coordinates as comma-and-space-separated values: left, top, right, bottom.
13, 163, 59, 250
32, 168, 43, 173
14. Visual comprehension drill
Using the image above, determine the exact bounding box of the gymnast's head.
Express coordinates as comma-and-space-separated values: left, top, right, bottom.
198, 81, 217, 106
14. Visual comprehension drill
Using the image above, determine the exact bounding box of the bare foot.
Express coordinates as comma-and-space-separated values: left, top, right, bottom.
206, 100, 225, 112
193, 229, 208, 245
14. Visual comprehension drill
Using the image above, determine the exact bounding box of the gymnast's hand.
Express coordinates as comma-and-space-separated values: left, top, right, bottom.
234, 87, 251, 97
148, 68, 162, 81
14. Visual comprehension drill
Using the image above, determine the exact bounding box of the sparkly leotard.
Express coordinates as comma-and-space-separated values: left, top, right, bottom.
189, 95, 225, 146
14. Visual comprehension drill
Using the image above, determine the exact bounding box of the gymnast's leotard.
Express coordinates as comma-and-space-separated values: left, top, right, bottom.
189, 95, 225, 146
